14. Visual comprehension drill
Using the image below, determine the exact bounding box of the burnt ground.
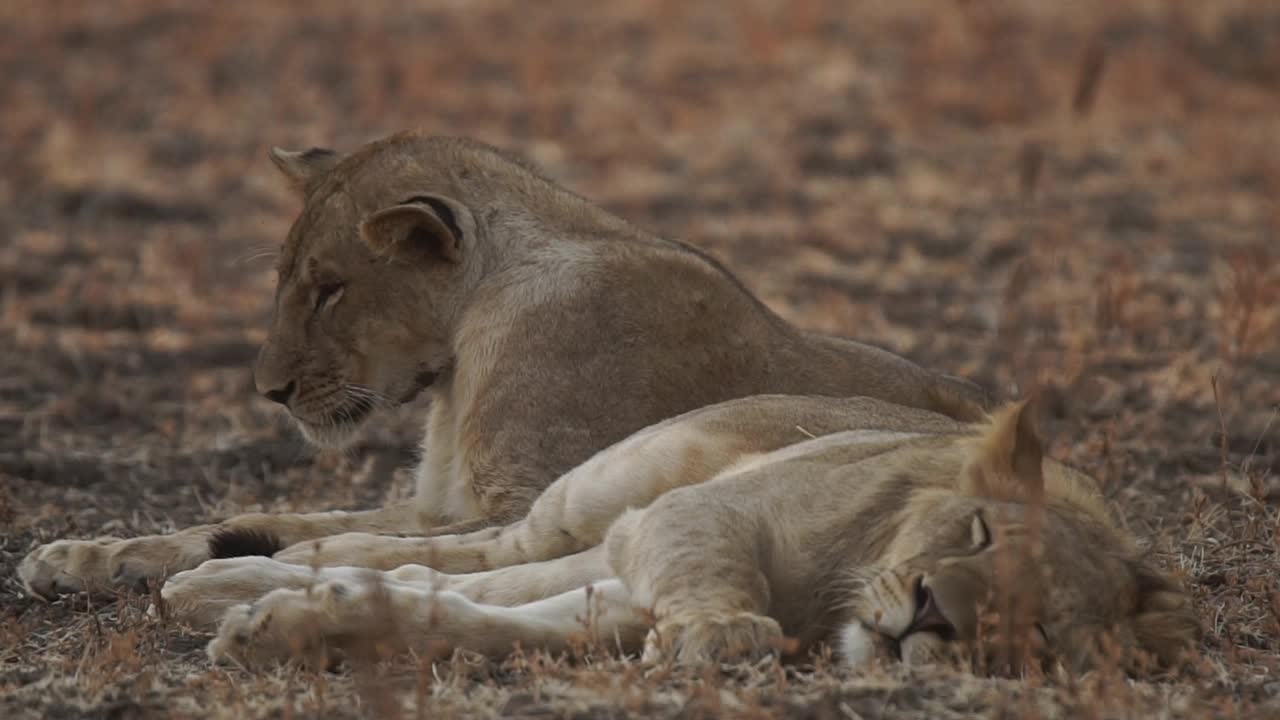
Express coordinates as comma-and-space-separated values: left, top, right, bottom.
1, 1, 1278, 717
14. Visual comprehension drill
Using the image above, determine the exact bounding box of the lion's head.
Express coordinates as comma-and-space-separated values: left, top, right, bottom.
839, 402, 1199, 675
254, 135, 503, 446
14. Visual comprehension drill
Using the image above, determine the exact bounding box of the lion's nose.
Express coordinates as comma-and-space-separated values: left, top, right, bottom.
261, 380, 297, 407
905, 577, 956, 641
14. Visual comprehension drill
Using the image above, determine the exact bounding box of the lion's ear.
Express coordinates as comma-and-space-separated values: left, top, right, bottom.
961, 399, 1044, 501
359, 195, 466, 264
268, 147, 341, 190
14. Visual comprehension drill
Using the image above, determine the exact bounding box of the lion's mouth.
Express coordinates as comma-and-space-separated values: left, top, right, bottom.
903, 580, 957, 642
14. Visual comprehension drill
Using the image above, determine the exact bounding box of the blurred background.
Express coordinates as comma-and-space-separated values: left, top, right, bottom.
1, 1, 1277, 716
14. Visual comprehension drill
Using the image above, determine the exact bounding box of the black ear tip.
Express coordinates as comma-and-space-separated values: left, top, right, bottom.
208, 528, 285, 559
405, 195, 463, 240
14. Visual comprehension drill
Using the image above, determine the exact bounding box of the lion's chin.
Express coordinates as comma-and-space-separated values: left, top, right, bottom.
837, 622, 880, 668
296, 417, 365, 449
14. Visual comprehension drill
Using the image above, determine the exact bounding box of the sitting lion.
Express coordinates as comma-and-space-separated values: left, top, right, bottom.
195, 395, 1197, 674
18, 133, 984, 598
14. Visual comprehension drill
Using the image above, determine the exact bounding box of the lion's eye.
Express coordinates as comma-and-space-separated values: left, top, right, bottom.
1034, 622, 1050, 645
969, 513, 992, 551
314, 282, 344, 312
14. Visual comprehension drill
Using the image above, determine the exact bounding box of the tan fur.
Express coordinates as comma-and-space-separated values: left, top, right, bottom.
19, 133, 985, 597
204, 397, 1197, 676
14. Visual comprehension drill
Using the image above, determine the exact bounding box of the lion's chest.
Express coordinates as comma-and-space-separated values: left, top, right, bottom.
413, 392, 482, 529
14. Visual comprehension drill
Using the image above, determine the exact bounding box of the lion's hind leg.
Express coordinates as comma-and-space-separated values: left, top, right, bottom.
209, 576, 646, 668
274, 414, 767, 573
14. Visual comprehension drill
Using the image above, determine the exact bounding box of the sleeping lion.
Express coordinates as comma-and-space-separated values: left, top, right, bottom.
194, 395, 1197, 674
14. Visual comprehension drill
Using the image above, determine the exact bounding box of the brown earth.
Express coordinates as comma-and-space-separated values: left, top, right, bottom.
1, 1, 1278, 717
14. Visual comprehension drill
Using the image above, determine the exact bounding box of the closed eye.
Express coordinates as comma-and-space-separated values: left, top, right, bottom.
314, 282, 344, 312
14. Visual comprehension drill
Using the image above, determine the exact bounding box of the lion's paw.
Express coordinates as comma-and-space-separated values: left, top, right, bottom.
644, 610, 786, 665
208, 581, 352, 668
19, 534, 211, 599
18, 538, 121, 598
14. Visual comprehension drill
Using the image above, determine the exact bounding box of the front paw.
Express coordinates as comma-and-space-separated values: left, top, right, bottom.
18, 538, 122, 598
19, 535, 210, 599
644, 611, 787, 665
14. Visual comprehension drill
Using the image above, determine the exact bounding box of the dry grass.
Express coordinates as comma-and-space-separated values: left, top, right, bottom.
1, 1, 1278, 717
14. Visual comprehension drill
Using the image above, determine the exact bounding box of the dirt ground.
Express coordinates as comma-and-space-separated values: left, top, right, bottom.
1, 1, 1278, 717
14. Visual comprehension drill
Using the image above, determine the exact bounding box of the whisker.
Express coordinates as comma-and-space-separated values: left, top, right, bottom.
345, 382, 393, 402
233, 245, 281, 267
822, 565, 880, 617
344, 383, 397, 410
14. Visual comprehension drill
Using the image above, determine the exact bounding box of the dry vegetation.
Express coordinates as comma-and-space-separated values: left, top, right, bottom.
1, 1, 1278, 717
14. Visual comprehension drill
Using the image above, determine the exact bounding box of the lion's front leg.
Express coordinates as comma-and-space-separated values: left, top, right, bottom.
208, 577, 647, 668
18, 502, 420, 600
606, 493, 785, 665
